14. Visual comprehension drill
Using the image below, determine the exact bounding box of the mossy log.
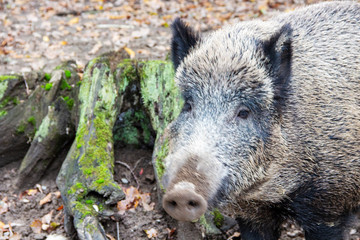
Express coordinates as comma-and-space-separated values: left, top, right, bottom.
0, 52, 225, 239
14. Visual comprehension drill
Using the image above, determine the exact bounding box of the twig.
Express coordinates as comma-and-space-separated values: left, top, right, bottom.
132, 157, 146, 171
116, 161, 139, 189
22, 75, 30, 95
116, 221, 120, 240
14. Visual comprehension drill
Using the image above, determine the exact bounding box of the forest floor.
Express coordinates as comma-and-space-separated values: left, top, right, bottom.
0, 0, 359, 239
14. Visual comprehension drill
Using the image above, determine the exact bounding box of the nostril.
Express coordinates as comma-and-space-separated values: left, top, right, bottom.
169, 200, 177, 207
188, 200, 198, 207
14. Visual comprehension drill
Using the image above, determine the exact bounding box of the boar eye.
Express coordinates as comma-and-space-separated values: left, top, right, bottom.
237, 108, 250, 119
183, 102, 192, 112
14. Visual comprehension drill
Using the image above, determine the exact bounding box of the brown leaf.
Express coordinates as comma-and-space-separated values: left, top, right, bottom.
166, 228, 176, 239
39, 193, 52, 206
117, 186, 154, 214
144, 228, 158, 238
89, 42, 102, 55
227, 231, 240, 240
9, 233, 21, 240
30, 219, 42, 234
42, 210, 53, 225
0, 221, 5, 231
43, 35, 50, 42
106, 234, 116, 240
68, 17, 79, 25
54, 191, 61, 198
0, 197, 9, 214
124, 47, 135, 59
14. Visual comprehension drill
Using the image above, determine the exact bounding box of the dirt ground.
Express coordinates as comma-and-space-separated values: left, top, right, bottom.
1, 146, 359, 239
1, 0, 322, 74
1, 0, 360, 239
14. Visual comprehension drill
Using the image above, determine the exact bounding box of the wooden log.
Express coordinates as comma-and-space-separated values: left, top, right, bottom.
0, 53, 226, 239
0, 61, 79, 167
56, 54, 127, 239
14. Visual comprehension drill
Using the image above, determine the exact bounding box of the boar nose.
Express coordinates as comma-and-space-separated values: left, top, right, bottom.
162, 188, 208, 221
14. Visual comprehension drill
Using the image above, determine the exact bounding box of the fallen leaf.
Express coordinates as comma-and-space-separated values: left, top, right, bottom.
68, 17, 79, 25
0, 197, 9, 214
89, 42, 102, 55
117, 186, 154, 214
20, 189, 38, 199
9, 233, 21, 240
144, 228, 158, 238
227, 231, 241, 240
42, 224, 50, 231
57, 205, 63, 211
40, 193, 52, 206
166, 228, 176, 238
109, 15, 128, 20
48, 222, 61, 232
106, 234, 116, 240
43, 35, 50, 42
30, 219, 42, 234
0, 221, 5, 231
124, 47, 135, 59
42, 210, 53, 225
54, 191, 61, 198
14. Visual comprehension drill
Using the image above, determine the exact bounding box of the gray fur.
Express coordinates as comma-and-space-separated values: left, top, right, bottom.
163, 2, 360, 239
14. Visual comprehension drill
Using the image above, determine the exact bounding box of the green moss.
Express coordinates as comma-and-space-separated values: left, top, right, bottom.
114, 110, 140, 145
0, 75, 17, 82
139, 60, 183, 136
74, 201, 93, 219
114, 59, 139, 95
44, 83, 53, 91
85, 199, 94, 204
62, 96, 74, 109
65, 69, 72, 78
199, 214, 222, 235
66, 98, 74, 109
34, 113, 57, 142
77, 143, 82, 149
211, 209, 224, 228
75, 59, 121, 193
16, 122, 26, 134
27, 116, 36, 126
44, 73, 51, 81
68, 182, 87, 196
155, 138, 168, 180
0, 80, 9, 101
12, 97, 19, 105
95, 179, 104, 184
0, 97, 10, 108
60, 79, 72, 90
0, 110, 7, 118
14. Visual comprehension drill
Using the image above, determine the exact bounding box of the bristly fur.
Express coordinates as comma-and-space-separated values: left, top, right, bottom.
163, 2, 360, 240
171, 18, 200, 70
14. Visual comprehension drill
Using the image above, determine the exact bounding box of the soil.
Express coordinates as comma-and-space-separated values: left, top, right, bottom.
1, 0, 359, 239
1, 146, 359, 239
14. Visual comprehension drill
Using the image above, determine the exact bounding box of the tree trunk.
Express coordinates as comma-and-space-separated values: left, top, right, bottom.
0, 51, 225, 239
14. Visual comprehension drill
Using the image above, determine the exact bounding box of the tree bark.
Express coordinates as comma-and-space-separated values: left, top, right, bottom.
0, 52, 225, 239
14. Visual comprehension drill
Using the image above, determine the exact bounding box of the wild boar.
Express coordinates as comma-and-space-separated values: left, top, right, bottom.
162, 2, 360, 240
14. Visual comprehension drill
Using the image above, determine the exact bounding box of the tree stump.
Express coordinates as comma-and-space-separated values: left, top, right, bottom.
0, 51, 225, 239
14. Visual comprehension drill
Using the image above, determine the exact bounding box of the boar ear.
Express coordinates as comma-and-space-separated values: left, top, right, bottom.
263, 24, 292, 103
171, 18, 200, 70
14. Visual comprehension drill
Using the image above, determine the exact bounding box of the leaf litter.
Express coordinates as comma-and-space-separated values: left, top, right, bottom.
1, 0, 359, 239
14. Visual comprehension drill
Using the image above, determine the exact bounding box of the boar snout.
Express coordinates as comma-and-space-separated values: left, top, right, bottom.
162, 186, 207, 221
